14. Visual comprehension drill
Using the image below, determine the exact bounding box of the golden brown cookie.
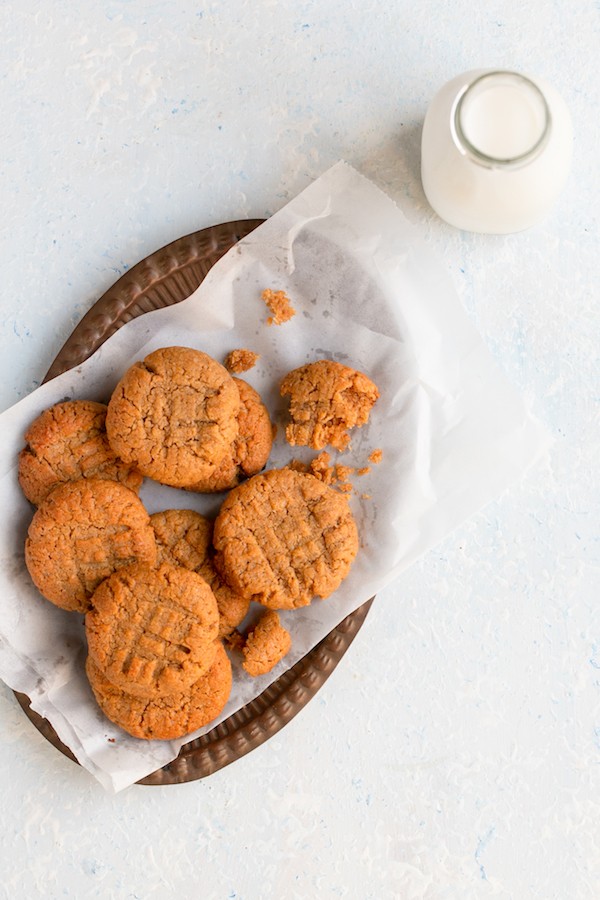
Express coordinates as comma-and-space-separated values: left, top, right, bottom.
184, 378, 273, 492
18, 399, 143, 506
24, 479, 157, 613
242, 610, 292, 677
280, 359, 379, 451
213, 467, 359, 610
85, 561, 220, 698
86, 641, 232, 740
151, 509, 250, 638
105, 346, 240, 488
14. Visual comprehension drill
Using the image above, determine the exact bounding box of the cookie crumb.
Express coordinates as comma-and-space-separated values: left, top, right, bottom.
368, 448, 383, 464
357, 466, 371, 476
295, 454, 355, 491
224, 349, 260, 373
308, 451, 333, 484
261, 289, 296, 325
242, 610, 292, 677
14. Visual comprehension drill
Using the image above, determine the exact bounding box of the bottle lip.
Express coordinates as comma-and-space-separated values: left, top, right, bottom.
451, 70, 552, 169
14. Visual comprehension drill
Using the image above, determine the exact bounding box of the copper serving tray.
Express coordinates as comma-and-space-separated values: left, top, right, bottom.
14, 220, 374, 785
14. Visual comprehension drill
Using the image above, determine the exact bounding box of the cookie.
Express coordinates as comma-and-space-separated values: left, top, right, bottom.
184, 378, 273, 492
86, 641, 232, 740
24, 479, 157, 613
105, 346, 240, 488
18, 399, 143, 506
213, 467, 359, 610
85, 562, 220, 698
242, 610, 292, 677
280, 359, 379, 451
151, 509, 250, 638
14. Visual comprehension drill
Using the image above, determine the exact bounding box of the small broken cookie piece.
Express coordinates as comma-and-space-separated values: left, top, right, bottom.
308, 451, 334, 484
280, 359, 379, 451
261, 288, 295, 325
223, 348, 260, 373
242, 610, 291, 677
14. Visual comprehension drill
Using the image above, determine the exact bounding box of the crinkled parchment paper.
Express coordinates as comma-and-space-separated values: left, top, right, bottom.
0, 162, 549, 791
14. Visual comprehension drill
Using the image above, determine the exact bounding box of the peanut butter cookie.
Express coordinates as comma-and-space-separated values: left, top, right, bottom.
280, 359, 379, 451
85, 562, 220, 698
242, 610, 292, 677
184, 378, 273, 492
18, 399, 142, 505
24, 479, 157, 613
105, 346, 240, 488
151, 509, 250, 638
86, 641, 232, 740
213, 467, 359, 610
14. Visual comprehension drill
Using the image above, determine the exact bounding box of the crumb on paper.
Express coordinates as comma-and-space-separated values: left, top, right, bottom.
309, 451, 334, 484
287, 446, 380, 495
224, 349, 260, 373
289, 452, 358, 493
261, 289, 296, 325
368, 448, 383, 464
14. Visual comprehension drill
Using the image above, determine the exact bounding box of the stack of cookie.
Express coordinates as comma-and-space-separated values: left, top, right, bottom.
85, 562, 231, 741
19, 344, 379, 741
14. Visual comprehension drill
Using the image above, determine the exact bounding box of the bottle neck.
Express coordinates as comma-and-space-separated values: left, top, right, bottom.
451, 70, 552, 170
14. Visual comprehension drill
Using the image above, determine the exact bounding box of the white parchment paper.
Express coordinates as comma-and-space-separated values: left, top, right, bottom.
0, 162, 549, 791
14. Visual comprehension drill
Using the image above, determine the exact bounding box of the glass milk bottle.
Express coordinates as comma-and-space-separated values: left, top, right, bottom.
421, 69, 573, 233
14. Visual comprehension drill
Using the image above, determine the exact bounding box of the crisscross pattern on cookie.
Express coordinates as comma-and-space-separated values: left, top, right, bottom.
24, 479, 157, 613
105, 346, 241, 487
18, 400, 143, 505
213, 468, 359, 610
86, 562, 219, 698
86, 642, 232, 740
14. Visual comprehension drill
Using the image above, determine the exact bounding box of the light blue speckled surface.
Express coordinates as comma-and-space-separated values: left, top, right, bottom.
0, 1, 598, 897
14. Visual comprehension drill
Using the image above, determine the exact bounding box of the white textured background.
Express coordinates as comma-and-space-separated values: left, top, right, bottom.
0, 1, 598, 898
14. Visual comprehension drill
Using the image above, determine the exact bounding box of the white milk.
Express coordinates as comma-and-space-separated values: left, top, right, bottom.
421, 70, 573, 234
